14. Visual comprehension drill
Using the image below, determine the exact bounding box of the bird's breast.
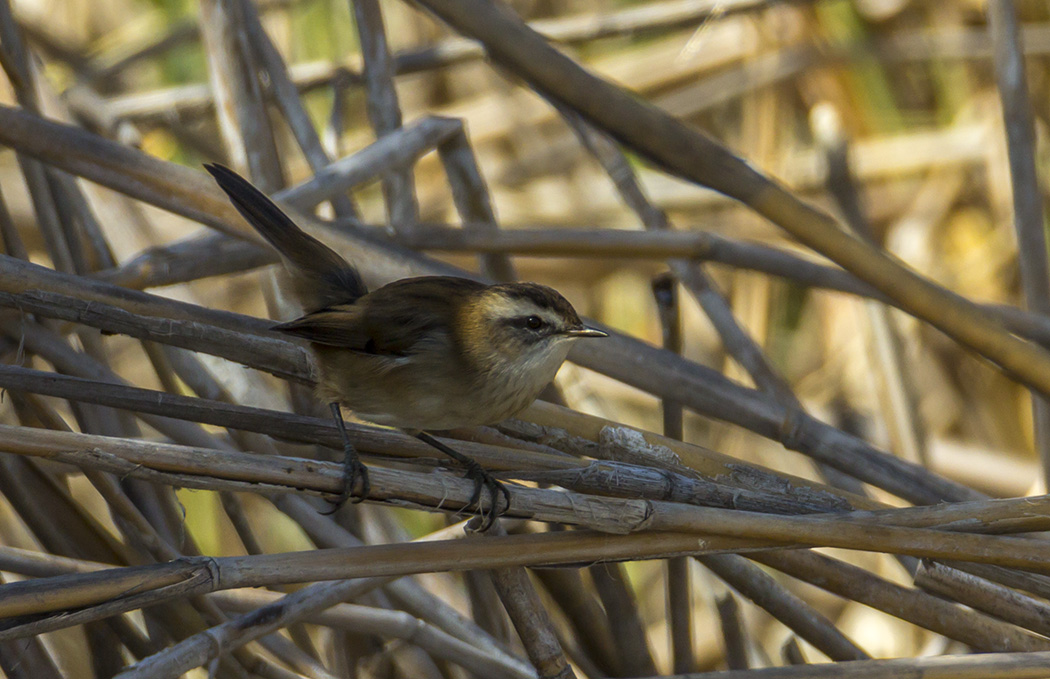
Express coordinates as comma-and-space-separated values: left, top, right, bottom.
311, 340, 570, 430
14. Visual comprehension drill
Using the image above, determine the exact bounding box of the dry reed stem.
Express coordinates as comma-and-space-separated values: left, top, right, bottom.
714, 591, 749, 670
915, 560, 1050, 640
654, 271, 695, 674
8, 426, 1050, 627
655, 651, 1050, 678
351, 0, 419, 231
988, 0, 1050, 489
239, 0, 358, 219
478, 522, 577, 679
814, 104, 929, 466
0, 531, 736, 627
700, 553, 868, 662
753, 550, 1050, 653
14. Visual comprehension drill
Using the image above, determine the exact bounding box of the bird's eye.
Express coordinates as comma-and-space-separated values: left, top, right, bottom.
525, 315, 543, 330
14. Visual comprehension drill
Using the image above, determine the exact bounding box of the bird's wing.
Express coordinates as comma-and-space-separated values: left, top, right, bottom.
274, 276, 485, 356
274, 305, 427, 356
273, 307, 375, 350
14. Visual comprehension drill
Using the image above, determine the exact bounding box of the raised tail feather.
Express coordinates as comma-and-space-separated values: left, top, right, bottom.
205, 163, 367, 311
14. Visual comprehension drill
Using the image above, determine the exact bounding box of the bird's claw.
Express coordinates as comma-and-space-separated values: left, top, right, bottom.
321, 450, 370, 515
462, 460, 510, 532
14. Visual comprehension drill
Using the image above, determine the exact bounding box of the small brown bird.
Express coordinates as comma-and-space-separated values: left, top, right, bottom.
206, 164, 606, 526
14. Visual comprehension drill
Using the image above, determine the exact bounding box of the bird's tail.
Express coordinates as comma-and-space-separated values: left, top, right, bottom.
205, 163, 367, 311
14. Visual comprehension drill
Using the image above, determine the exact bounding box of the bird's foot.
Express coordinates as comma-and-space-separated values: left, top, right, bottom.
321, 444, 371, 515
461, 459, 511, 532
413, 431, 511, 531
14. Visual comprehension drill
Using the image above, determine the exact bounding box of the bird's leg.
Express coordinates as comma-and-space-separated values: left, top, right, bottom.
415, 432, 510, 531
322, 402, 370, 513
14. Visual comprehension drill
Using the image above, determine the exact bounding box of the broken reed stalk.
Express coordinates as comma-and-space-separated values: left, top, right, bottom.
476, 522, 577, 679
238, 0, 359, 219
0, 532, 733, 626
714, 591, 749, 670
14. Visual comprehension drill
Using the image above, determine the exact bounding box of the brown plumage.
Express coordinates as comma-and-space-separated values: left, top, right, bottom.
206, 164, 605, 521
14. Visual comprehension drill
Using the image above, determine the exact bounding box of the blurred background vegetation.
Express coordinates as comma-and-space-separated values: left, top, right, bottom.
5, 0, 1050, 675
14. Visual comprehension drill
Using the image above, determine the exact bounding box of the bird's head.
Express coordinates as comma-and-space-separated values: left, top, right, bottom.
459, 282, 607, 376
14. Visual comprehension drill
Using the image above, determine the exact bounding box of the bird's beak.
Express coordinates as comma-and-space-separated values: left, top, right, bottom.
563, 326, 608, 338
